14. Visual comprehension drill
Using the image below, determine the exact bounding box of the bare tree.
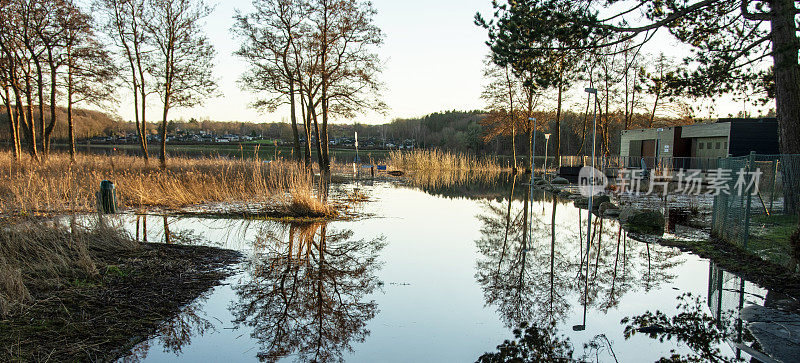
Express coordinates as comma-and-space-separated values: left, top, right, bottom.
311, 0, 385, 172
0, 1, 24, 159
96, 0, 153, 161
146, 0, 216, 167
64, 2, 116, 161
233, 0, 308, 164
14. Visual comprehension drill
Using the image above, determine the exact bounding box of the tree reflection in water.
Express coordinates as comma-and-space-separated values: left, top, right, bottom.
123, 293, 215, 362
230, 221, 385, 362
476, 181, 685, 328
481, 293, 743, 362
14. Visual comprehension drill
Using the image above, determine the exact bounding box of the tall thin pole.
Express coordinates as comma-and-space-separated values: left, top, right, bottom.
585, 87, 597, 330
529, 117, 536, 247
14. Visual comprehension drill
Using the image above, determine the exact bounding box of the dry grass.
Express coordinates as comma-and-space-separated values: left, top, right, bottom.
388, 149, 507, 188
0, 218, 138, 316
388, 149, 506, 173
0, 151, 333, 217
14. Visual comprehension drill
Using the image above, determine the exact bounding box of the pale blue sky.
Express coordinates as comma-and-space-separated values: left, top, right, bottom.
111, 0, 770, 124
115, 0, 495, 124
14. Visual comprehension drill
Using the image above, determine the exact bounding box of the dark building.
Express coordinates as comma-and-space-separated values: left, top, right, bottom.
620, 118, 779, 163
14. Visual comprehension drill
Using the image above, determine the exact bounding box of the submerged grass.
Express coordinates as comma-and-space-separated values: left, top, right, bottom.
0, 151, 334, 218
0, 219, 241, 361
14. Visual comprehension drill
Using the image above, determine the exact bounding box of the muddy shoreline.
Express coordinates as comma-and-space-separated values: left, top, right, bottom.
0, 242, 242, 362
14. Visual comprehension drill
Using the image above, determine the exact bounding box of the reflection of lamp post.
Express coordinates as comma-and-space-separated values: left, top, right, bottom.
543, 133, 551, 179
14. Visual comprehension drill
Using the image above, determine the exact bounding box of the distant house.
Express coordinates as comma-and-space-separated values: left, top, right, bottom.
620, 118, 779, 169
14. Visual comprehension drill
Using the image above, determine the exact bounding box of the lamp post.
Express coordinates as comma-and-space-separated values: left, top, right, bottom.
578, 87, 598, 332
543, 133, 551, 180
528, 117, 537, 175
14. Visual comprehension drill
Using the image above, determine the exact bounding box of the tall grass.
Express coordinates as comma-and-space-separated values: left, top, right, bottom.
388, 149, 506, 173
0, 219, 138, 316
0, 151, 332, 217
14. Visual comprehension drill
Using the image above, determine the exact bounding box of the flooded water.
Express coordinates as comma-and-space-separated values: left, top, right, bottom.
113, 177, 779, 362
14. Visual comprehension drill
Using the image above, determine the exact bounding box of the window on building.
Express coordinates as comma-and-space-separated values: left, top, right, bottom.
724, 142, 728, 149
707, 142, 713, 149
699, 142, 704, 150
716, 142, 721, 149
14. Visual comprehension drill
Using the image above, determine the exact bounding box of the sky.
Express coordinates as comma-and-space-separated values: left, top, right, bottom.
112, 0, 495, 124
111, 0, 773, 125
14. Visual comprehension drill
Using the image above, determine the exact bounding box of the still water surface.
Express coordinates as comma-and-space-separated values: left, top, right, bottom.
117, 179, 767, 362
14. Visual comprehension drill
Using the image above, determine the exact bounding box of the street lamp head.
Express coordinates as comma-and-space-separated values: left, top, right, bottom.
544, 133, 551, 140
584, 87, 597, 94
572, 324, 586, 331
656, 128, 664, 132
528, 117, 536, 121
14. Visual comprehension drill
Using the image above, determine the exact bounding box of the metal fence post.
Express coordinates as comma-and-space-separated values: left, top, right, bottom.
743, 152, 756, 250
769, 158, 778, 214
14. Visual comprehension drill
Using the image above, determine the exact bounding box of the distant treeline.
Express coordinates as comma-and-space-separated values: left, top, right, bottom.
0, 106, 119, 141
38, 109, 692, 157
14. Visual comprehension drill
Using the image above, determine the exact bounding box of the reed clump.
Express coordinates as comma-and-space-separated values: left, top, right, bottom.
388, 149, 506, 173
0, 151, 332, 217
0, 219, 138, 316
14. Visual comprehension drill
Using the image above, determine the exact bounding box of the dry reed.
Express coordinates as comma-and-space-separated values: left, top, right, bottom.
387, 149, 507, 188
388, 149, 506, 173
0, 151, 333, 217
0, 218, 138, 316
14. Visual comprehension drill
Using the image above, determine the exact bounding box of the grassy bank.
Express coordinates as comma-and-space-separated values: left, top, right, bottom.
0, 151, 333, 218
0, 219, 241, 361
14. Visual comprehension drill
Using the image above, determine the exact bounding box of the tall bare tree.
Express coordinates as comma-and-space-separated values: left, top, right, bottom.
64, 1, 116, 161
233, 0, 308, 164
310, 0, 384, 172
96, 0, 153, 161
146, 0, 216, 167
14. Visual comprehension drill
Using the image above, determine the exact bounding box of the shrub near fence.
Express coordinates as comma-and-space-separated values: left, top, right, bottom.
711, 153, 800, 268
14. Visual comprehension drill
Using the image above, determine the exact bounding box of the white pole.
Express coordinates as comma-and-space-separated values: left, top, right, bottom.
354, 131, 359, 176
544, 134, 550, 180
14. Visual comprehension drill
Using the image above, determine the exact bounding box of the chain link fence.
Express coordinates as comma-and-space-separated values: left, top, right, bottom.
711, 154, 800, 268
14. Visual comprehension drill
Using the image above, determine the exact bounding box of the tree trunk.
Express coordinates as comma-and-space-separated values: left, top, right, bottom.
4, 86, 20, 160
505, 67, 517, 171
310, 105, 324, 171
300, 91, 312, 168
321, 96, 330, 172
67, 61, 76, 161
44, 49, 58, 156
289, 81, 301, 162
160, 103, 169, 168
34, 57, 45, 158
771, 0, 800, 213
137, 55, 149, 163
23, 72, 38, 160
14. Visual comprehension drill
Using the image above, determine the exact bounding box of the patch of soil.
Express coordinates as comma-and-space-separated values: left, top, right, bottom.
0, 243, 242, 362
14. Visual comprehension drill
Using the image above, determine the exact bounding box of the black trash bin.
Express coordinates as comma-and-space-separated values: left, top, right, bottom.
98, 180, 117, 214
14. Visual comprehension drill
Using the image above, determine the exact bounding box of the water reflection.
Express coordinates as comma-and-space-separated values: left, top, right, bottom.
124, 293, 215, 362
476, 179, 684, 329
230, 221, 385, 362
